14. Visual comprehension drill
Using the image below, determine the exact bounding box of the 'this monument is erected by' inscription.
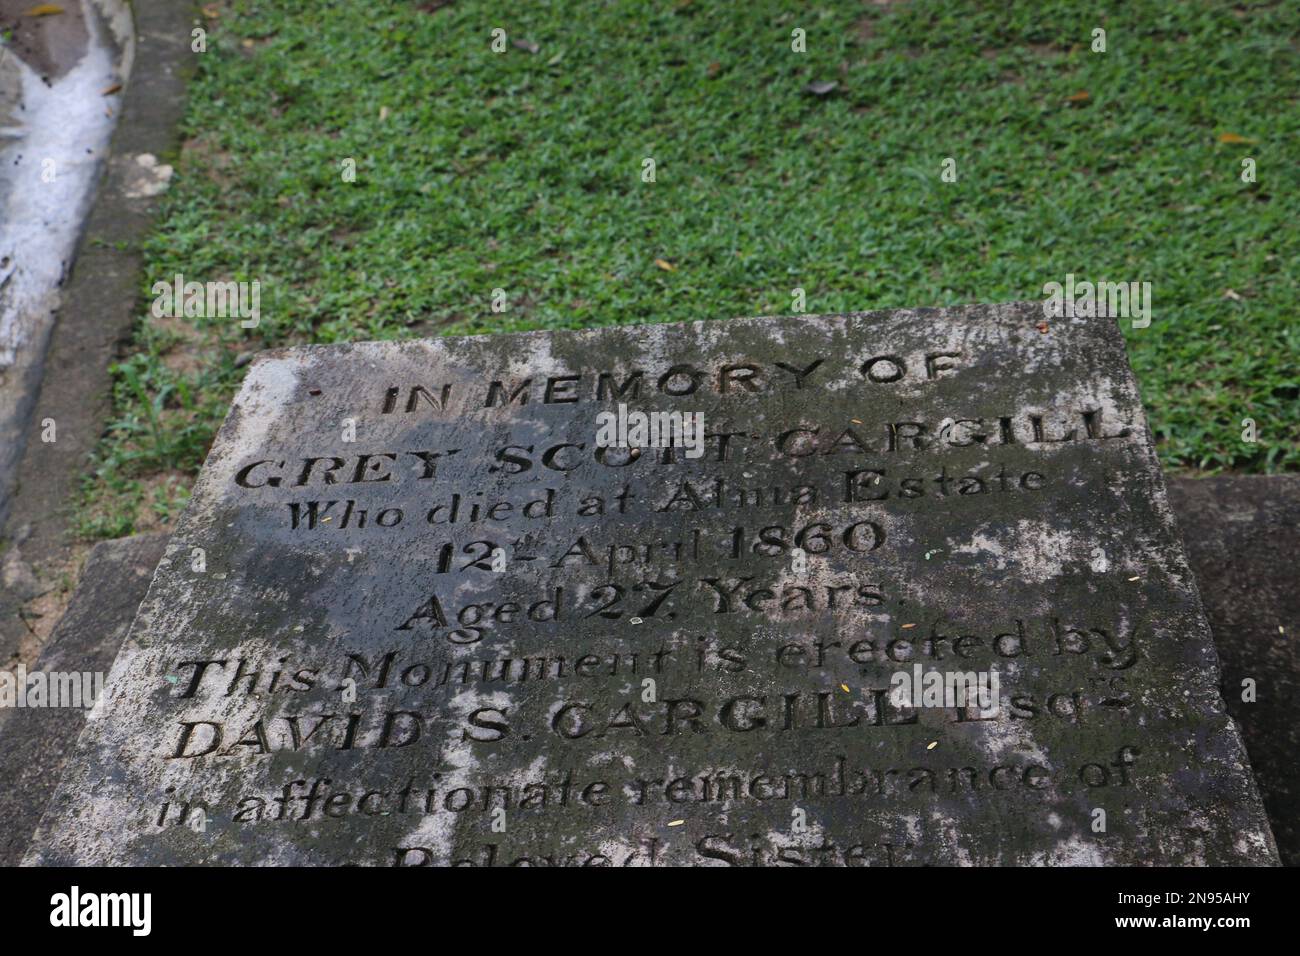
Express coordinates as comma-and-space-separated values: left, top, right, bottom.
27, 304, 1277, 865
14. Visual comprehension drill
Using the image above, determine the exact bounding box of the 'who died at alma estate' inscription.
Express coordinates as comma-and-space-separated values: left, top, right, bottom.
26, 304, 1277, 866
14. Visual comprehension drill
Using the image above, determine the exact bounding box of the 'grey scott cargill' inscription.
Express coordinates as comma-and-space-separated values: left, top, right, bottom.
26, 304, 1278, 865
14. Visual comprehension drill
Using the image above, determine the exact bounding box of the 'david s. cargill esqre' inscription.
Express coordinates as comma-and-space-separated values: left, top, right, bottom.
26, 304, 1277, 865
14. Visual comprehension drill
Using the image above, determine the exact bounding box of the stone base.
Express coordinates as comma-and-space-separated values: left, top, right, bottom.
0, 533, 167, 866
1167, 476, 1300, 866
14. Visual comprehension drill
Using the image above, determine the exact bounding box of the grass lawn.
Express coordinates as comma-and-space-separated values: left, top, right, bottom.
79, 0, 1299, 538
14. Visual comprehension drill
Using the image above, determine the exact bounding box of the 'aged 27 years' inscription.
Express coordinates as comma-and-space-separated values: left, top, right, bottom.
27, 304, 1278, 865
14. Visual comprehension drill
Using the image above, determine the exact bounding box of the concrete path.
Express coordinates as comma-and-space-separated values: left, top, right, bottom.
0, 0, 192, 668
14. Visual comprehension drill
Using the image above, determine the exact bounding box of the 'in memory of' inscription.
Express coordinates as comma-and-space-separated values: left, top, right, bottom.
26, 304, 1277, 865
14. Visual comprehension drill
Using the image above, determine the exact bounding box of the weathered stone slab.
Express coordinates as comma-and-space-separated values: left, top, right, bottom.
0, 533, 167, 865
26, 304, 1277, 865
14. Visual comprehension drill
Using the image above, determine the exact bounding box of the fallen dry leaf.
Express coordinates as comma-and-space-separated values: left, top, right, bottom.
840, 683, 850, 693
23, 3, 64, 15
706, 61, 721, 78
667, 819, 685, 827
901, 623, 917, 630
1223, 288, 1242, 301
1217, 132, 1257, 144
654, 258, 676, 272
1066, 90, 1090, 104
927, 741, 939, 750
201, 3, 221, 18
102, 83, 122, 96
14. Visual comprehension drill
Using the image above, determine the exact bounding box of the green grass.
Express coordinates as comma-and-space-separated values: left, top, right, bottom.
78, 0, 1300, 537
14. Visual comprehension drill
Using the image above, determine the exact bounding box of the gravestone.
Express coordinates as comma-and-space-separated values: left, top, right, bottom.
25, 304, 1277, 865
